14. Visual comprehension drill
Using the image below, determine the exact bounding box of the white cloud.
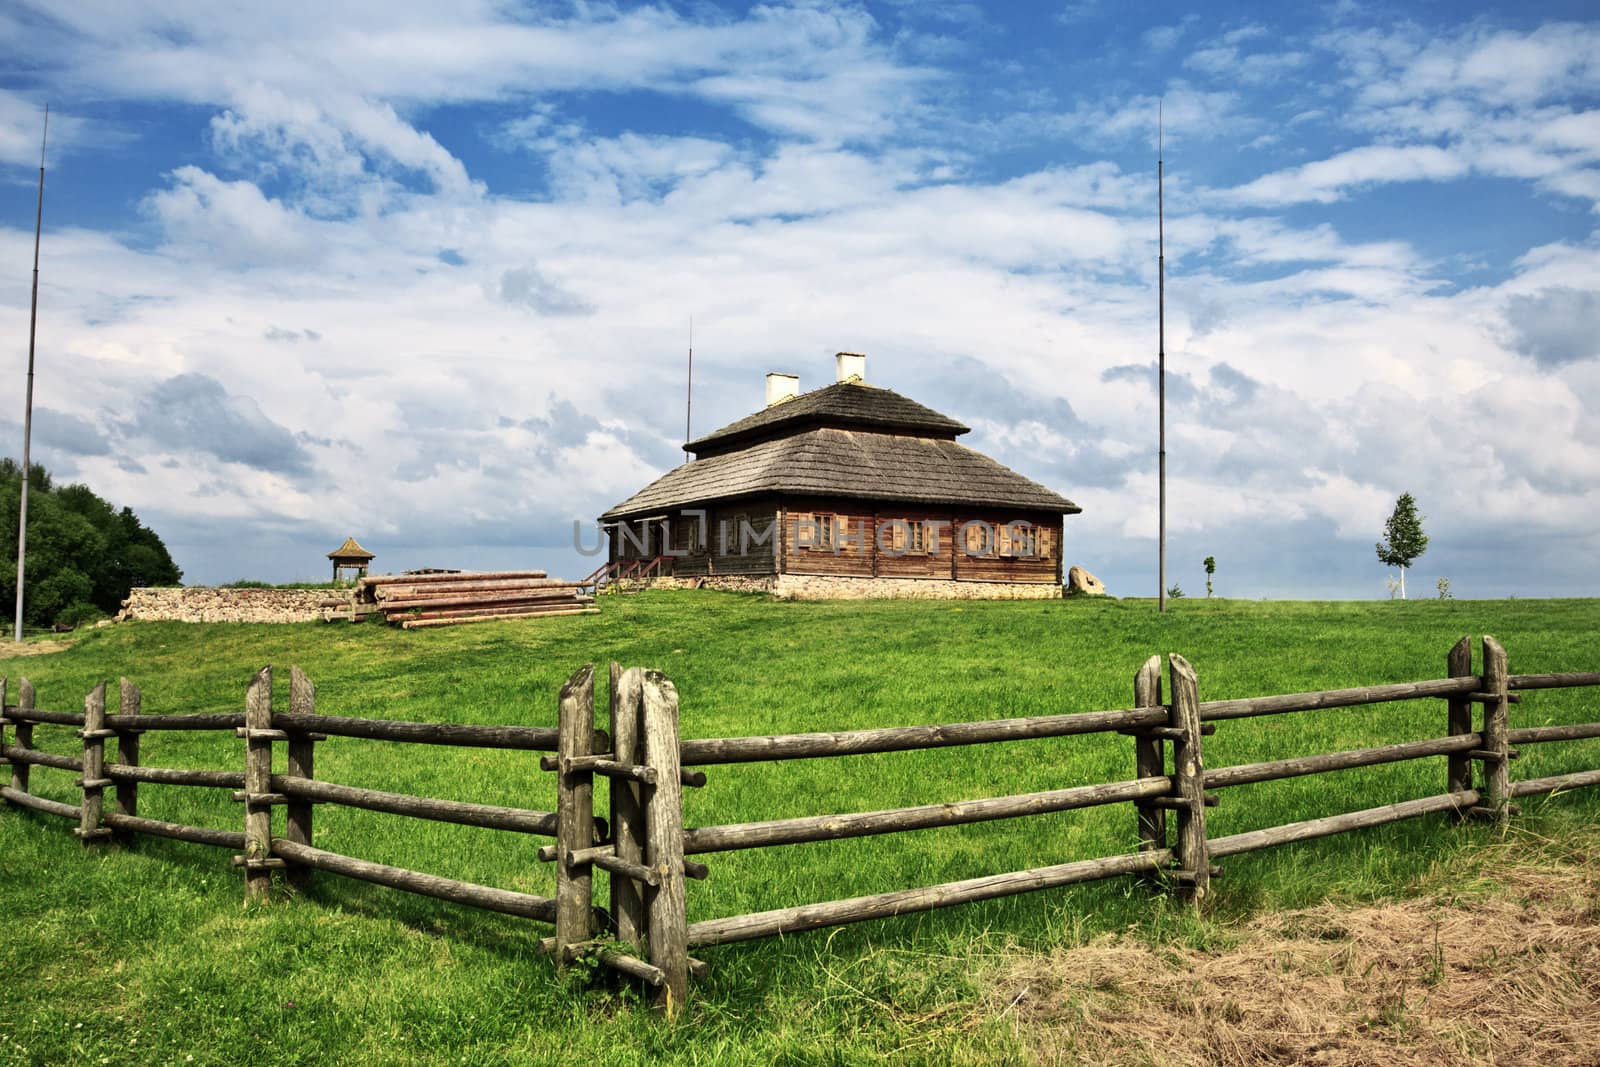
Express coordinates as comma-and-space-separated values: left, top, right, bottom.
0, 4, 1597, 598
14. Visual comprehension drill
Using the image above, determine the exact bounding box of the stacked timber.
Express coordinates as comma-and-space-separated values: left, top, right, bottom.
321, 571, 598, 629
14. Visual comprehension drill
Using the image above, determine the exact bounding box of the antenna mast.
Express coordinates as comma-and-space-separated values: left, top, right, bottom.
1158, 101, 1167, 614
684, 317, 694, 458
14, 104, 47, 643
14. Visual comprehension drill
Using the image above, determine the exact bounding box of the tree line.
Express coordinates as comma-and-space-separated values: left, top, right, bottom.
1, 459, 181, 629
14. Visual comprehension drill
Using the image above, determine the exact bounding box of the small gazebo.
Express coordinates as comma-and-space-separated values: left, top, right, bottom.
327, 536, 375, 583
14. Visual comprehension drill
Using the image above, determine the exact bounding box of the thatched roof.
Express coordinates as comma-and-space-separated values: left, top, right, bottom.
327, 536, 375, 561
686, 381, 969, 458
601, 427, 1080, 520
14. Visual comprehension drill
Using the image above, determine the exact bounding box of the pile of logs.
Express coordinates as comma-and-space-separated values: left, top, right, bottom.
321, 571, 598, 629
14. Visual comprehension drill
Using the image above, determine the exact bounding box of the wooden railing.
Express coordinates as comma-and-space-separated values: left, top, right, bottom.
0, 667, 578, 926
543, 635, 1600, 1014
5, 635, 1599, 1018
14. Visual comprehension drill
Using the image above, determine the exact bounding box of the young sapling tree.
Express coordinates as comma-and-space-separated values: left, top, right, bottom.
1376, 492, 1429, 599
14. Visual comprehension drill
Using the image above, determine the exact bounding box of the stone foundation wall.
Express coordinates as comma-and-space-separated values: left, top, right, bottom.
773, 575, 1062, 601
646, 576, 780, 594
119, 587, 331, 624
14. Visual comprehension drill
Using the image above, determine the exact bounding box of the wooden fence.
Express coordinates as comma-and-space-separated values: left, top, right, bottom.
4, 635, 1600, 1017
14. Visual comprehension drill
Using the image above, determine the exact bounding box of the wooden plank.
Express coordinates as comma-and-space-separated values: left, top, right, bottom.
678, 705, 1166, 766
1, 785, 80, 820
104, 764, 243, 788
2, 745, 83, 771
687, 849, 1170, 947
244, 666, 274, 903
1446, 635, 1473, 797
1209, 791, 1479, 859
269, 839, 556, 922
643, 672, 689, 1016
112, 679, 141, 845
404, 599, 593, 622
610, 664, 647, 952
3, 704, 84, 726
1132, 654, 1166, 867
1168, 654, 1208, 902
1508, 769, 1600, 799
555, 664, 596, 960
1508, 722, 1600, 745
9, 679, 33, 797
1198, 676, 1479, 721
373, 577, 575, 600
1480, 636, 1511, 822
1206, 735, 1481, 789
359, 570, 549, 588
271, 776, 556, 834
400, 608, 599, 629
104, 712, 244, 731
78, 682, 108, 845
1508, 672, 1600, 691
682, 776, 1170, 855
380, 589, 588, 612
271, 712, 557, 751
101, 812, 245, 850
286, 667, 316, 890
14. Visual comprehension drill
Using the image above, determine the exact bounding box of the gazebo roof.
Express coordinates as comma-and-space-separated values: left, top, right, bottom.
327, 536, 375, 561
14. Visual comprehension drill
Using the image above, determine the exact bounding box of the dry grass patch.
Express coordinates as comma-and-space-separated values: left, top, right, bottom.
990, 832, 1600, 1066
3, 638, 75, 657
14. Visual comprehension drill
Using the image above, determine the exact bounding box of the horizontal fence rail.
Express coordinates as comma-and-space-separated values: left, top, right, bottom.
678, 706, 1167, 765
272, 711, 562, 751
1, 665, 581, 949
683, 776, 1172, 854
6, 634, 1600, 1019
270, 775, 559, 836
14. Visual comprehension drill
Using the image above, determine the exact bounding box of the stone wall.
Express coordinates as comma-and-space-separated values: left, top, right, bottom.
118, 587, 331, 624
773, 575, 1062, 601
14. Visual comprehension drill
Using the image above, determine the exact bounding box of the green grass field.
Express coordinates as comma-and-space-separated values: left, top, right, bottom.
2, 594, 1598, 1065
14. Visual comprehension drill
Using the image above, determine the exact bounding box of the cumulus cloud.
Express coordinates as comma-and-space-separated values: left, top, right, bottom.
0, 4, 1595, 596
1504, 288, 1600, 367
129, 373, 315, 477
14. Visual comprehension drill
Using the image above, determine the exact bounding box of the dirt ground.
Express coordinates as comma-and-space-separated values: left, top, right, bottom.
1, 638, 75, 658
989, 833, 1600, 1066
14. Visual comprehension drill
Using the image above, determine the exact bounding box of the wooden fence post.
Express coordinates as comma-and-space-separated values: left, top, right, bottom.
610, 663, 648, 952
111, 679, 141, 845
1132, 655, 1166, 873
642, 670, 688, 1016
555, 664, 596, 961
9, 678, 34, 798
1445, 636, 1472, 799
1168, 654, 1209, 903
0, 677, 7, 775
243, 666, 275, 903
1476, 636, 1511, 822
285, 667, 317, 891
77, 682, 112, 845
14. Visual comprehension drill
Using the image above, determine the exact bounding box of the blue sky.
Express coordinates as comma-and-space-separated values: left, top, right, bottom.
2, 1, 1598, 598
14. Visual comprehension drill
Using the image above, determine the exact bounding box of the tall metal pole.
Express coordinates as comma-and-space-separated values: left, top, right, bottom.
684, 317, 694, 458
13, 104, 47, 643
1157, 102, 1167, 614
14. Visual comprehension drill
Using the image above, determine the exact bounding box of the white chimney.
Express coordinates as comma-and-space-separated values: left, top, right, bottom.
835, 351, 866, 384
765, 372, 800, 407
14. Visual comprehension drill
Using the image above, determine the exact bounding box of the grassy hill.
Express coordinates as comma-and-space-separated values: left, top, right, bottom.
2, 593, 1597, 1064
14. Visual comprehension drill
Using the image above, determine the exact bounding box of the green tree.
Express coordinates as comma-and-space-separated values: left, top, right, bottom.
1203, 555, 1216, 598
1, 459, 182, 629
1376, 492, 1429, 599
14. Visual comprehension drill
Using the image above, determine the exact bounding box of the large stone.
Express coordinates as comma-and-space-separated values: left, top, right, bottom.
1066, 565, 1107, 597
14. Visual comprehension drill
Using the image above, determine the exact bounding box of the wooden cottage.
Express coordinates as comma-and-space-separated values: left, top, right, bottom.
600, 354, 1081, 598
